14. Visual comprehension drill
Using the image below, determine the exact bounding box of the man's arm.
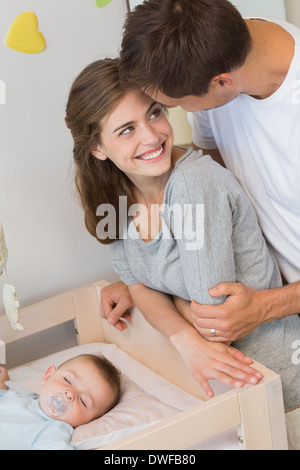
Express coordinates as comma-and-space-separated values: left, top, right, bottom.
191, 281, 300, 343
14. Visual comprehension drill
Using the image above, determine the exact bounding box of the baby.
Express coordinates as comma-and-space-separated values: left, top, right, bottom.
0, 354, 121, 450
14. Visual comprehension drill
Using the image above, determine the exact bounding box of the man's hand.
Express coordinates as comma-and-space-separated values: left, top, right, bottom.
100, 281, 134, 331
191, 283, 264, 342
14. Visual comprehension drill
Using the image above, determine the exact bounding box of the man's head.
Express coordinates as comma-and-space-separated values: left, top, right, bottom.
39, 354, 121, 427
120, 0, 252, 109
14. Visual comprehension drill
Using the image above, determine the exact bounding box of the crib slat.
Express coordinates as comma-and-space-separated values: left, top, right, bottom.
0, 292, 76, 344
72, 284, 105, 344
238, 363, 288, 450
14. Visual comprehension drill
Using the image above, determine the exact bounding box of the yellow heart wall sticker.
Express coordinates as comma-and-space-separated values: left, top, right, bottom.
5, 11, 46, 54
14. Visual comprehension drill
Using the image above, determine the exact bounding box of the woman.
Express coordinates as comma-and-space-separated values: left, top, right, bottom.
65, 58, 299, 408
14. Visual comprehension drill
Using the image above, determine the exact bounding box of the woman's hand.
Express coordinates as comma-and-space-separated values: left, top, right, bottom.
100, 281, 134, 331
128, 284, 263, 398
170, 327, 263, 398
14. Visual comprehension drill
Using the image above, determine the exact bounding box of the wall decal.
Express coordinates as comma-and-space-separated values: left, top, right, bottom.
5, 11, 46, 54
96, 0, 113, 7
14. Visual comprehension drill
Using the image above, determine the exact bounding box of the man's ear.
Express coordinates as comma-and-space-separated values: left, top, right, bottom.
91, 145, 108, 161
211, 73, 236, 90
42, 365, 56, 383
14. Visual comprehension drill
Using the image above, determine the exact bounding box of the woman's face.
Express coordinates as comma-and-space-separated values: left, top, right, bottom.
93, 90, 174, 183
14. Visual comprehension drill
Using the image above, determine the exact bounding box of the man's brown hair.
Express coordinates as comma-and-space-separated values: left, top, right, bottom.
120, 0, 252, 97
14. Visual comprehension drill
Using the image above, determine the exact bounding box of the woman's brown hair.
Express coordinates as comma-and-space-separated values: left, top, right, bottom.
65, 58, 134, 244
120, 0, 252, 97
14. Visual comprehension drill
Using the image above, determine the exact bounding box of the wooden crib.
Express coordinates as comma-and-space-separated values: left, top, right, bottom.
0, 280, 288, 450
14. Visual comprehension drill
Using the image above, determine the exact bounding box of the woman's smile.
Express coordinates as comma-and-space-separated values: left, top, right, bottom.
135, 142, 166, 162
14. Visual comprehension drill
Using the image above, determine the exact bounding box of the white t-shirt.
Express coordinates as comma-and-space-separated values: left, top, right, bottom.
189, 17, 300, 283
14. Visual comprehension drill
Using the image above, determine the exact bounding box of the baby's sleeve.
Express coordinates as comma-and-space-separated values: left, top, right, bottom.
33, 421, 75, 450
0, 390, 7, 398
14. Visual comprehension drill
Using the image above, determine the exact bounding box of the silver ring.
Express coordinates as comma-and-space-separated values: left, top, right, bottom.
210, 328, 216, 336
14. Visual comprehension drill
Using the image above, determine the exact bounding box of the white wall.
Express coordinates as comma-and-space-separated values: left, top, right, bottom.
231, 0, 286, 19
0, 0, 127, 365
128, 0, 287, 19
286, 0, 300, 28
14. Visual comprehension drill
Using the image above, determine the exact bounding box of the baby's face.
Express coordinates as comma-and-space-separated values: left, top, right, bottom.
39, 356, 115, 427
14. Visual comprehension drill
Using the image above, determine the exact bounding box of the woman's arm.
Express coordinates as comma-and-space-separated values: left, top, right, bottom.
169, 157, 284, 343
172, 296, 192, 324
129, 283, 262, 398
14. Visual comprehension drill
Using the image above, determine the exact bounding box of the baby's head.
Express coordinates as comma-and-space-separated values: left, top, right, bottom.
39, 354, 121, 427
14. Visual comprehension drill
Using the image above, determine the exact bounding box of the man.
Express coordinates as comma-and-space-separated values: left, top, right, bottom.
102, 0, 300, 348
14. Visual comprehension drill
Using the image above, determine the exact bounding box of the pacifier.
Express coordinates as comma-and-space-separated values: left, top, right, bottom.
47, 391, 72, 417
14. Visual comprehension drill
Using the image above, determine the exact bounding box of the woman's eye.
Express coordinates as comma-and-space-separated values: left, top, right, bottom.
120, 126, 134, 136
150, 108, 161, 119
